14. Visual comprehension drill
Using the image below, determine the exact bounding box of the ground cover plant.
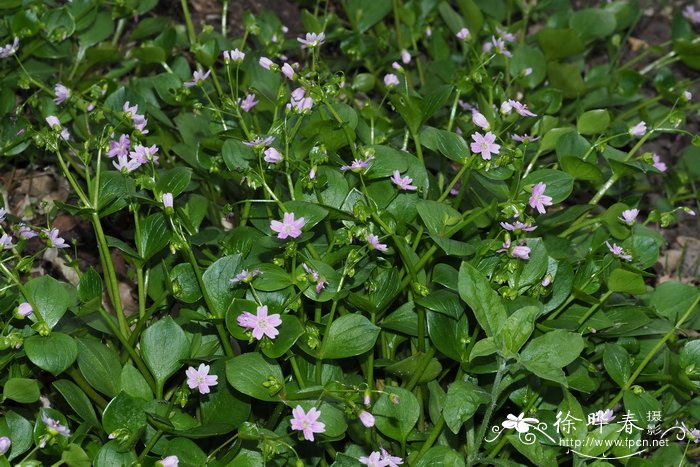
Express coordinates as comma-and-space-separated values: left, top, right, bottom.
1, 0, 700, 465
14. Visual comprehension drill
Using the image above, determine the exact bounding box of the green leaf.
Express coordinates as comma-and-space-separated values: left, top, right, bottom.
547, 62, 586, 98
603, 343, 631, 387
102, 391, 147, 435
61, 444, 91, 467
415, 290, 463, 320
136, 213, 171, 262
510, 44, 546, 88
200, 361, 250, 429
419, 127, 470, 163
202, 254, 242, 317
523, 169, 574, 204
577, 109, 611, 135
79, 11, 114, 46
162, 438, 207, 467
25, 333, 78, 375
24, 275, 70, 329
649, 281, 700, 322
251, 264, 293, 292
520, 330, 584, 385
319, 314, 380, 359
225, 353, 284, 402
569, 8, 617, 42
458, 262, 507, 337
537, 29, 584, 60
443, 380, 490, 434
52, 380, 100, 427
509, 435, 558, 467
384, 353, 442, 384
345, 0, 392, 33
119, 364, 153, 401
427, 311, 469, 362
495, 306, 539, 356
389, 94, 422, 134
140, 317, 189, 388
170, 263, 202, 303
1, 411, 32, 461
222, 139, 256, 171
76, 338, 121, 397
607, 269, 646, 295
414, 446, 466, 467
3, 378, 40, 404
373, 387, 419, 442
416, 200, 462, 236
262, 315, 304, 359
156, 167, 192, 198
94, 441, 137, 466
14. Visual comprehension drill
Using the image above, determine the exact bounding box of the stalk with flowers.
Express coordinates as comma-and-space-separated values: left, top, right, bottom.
1, 1, 700, 466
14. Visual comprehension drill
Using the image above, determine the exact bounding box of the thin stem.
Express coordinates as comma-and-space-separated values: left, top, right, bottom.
607, 293, 700, 409
179, 0, 197, 48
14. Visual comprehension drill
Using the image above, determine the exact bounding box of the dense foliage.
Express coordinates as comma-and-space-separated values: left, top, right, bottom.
1, 0, 700, 465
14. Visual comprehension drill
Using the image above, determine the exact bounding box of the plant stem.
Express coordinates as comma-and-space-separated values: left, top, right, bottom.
607, 293, 700, 409
470, 358, 507, 466
67, 368, 108, 410
179, 0, 197, 48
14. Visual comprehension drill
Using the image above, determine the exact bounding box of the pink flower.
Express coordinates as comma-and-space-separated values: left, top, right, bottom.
270, 212, 305, 239
113, 155, 141, 173
158, 455, 180, 467
500, 221, 537, 232
400, 49, 411, 64
230, 269, 261, 285
184, 69, 210, 87
500, 100, 513, 114
529, 182, 552, 214
683, 90, 692, 101
619, 209, 639, 225
302, 264, 326, 293
390, 170, 417, 191
297, 32, 325, 48
129, 144, 159, 164
54, 83, 70, 105
380, 449, 404, 467
358, 411, 375, 428
0, 436, 10, 456
498, 239, 530, 260
259, 57, 275, 70
0, 37, 19, 58
508, 99, 536, 117
123, 101, 139, 117
287, 88, 313, 113
18, 224, 37, 239
185, 363, 218, 394
341, 154, 374, 172
497, 26, 517, 42
456, 28, 470, 40
281, 63, 296, 80
366, 234, 387, 252
42, 413, 70, 437
243, 135, 274, 148
606, 241, 632, 261
290, 406, 326, 441
0, 233, 15, 250
107, 134, 131, 158
512, 134, 539, 144
43, 228, 69, 249
489, 36, 512, 57
223, 49, 245, 62
470, 131, 501, 160
162, 192, 174, 209
239, 94, 258, 112
472, 111, 490, 130
523, 67, 533, 76
359, 452, 384, 467
683, 6, 700, 25
652, 154, 667, 172
591, 409, 615, 424
46, 115, 61, 129
264, 147, 283, 164
629, 121, 647, 137
59, 129, 71, 141
384, 73, 400, 87
17, 302, 32, 318
541, 275, 552, 287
